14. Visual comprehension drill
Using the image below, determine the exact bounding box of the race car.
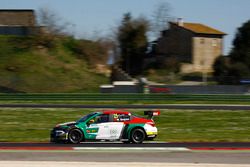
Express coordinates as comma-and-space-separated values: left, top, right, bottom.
50, 110, 160, 144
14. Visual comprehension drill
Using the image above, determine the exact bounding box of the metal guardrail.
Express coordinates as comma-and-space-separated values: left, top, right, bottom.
0, 93, 250, 101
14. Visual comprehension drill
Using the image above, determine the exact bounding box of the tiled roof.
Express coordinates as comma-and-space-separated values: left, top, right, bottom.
171, 22, 226, 35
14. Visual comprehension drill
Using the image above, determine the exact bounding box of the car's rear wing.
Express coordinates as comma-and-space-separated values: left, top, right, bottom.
144, 110, 160, 119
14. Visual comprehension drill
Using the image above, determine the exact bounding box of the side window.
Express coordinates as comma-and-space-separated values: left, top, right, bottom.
113, 114, 131, 122
95, 114, 110, 123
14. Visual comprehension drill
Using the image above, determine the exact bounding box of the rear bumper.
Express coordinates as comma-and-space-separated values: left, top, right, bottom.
144, 125, 158, 140
146, 131, 157, 136
146, 132, 157, 140
146, 135, 157, 140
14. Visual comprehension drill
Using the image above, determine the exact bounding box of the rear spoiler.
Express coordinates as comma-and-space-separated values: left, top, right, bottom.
144, 110, 160, 119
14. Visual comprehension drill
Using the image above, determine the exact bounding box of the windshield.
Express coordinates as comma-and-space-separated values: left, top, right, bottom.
77, 112, 98, 123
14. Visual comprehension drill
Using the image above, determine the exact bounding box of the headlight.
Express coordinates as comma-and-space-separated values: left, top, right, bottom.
55, 130, 66, 136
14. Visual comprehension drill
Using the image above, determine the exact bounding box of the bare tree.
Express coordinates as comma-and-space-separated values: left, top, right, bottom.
36, 7, 73, 36
151, 1, 173, 38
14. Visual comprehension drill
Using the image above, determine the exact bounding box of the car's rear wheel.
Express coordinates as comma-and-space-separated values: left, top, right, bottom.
131, 128, 145, 144
68, 129, 83, 144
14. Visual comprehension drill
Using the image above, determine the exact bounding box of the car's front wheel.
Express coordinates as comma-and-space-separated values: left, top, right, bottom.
130, 128, 145, 144
68, 129, 83, 144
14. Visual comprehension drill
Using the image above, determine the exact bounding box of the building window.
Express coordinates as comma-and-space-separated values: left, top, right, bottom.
212, 39, 217, 47
200, 38, 205, 44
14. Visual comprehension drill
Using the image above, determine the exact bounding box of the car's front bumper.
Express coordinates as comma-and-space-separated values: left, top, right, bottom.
50, 129, 68, 143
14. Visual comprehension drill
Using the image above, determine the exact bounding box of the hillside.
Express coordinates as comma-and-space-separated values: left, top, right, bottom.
0, 35, 109, 93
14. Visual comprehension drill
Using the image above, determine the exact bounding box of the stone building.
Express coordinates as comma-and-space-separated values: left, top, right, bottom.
154, 19, 226, 73
0, 9, 35, 35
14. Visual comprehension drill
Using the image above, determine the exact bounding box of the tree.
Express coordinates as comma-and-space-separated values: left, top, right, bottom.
213, 56, 231, 84
230, 20, 250, 68
117, 13, 149, 76
151, 1, 173, 38
228, 62, 250, 84
35, 7, 75, 48
37, 7, 74, 36
213, 20, 250, 84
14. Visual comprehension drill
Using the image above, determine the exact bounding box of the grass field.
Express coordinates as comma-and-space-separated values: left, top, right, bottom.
1, 93, 250, 105
0, 108, 249, 142
0, 36, 109, 93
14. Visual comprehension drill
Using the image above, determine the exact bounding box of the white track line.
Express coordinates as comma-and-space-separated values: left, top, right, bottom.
1, 161, 249, 167
73, 147, 190, 151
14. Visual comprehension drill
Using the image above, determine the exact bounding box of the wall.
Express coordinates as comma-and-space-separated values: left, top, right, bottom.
0, 10, 35, 26
0, 26, 32, 36
0, 10, 36, 36
100, 83, 249, 94
156, 24, 193, 63
155, 23, 224, 74
100, 82, 140, 93
192, 36, 223, 72
149, 85, 249, 94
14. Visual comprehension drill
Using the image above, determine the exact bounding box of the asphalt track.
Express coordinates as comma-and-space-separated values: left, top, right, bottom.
1, 142, 250, 164
1, 104, 250, 110
1, 142, 250, 148
1, 152, 250, 164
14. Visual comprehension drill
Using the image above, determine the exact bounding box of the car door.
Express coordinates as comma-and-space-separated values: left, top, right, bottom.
95, 114, 125, 140
84, 114, 110, 140
84, 114, 107, 140
86, 113, 126, 140
97, 123, 124, 140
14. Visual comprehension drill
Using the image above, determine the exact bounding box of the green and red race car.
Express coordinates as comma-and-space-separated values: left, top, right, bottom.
50, 110, 160, 144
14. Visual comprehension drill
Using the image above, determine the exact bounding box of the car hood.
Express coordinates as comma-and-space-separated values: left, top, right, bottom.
57, 121, 76, 128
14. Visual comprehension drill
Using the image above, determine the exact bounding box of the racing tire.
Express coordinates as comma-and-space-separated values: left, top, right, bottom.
130, 128, 145, 144
68, 129, 83, 144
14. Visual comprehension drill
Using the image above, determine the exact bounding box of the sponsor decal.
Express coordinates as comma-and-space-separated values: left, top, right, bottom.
110, 129, 118, 135
119, 118, 130, 121
87, 128, 98, 133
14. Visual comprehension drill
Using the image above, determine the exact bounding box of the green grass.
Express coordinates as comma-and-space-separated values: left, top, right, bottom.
1, 94, 250, 105
158, 110, 250, 142
0, 36, 109, 93
1, 100, 250, 105
0, 108, 249, 142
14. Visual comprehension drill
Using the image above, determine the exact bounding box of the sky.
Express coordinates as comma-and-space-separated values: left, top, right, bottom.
0, 0, 250, 54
